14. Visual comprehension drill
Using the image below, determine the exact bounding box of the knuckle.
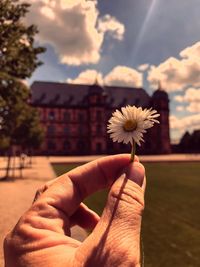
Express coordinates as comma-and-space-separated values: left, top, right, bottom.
110, 182, 144, 212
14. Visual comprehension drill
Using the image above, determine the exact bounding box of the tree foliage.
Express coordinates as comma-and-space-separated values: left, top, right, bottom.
0, 73, 44, 150
0, 0, 46, 178
179, 130, 200, 153
0, 0, 45, 79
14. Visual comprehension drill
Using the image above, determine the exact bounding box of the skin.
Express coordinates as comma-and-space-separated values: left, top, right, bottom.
4, 154, 146, 267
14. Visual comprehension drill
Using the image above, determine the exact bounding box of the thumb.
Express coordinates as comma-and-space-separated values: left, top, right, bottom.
90, 162, 145, 266
102, 161, 145, 227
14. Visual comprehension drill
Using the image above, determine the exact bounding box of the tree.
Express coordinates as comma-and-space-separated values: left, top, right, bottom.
15, 106, 45, 152
0, 0, 45, 179
179, 130, 200, 153
179, 131, 191, 152
190, 130, 200, 153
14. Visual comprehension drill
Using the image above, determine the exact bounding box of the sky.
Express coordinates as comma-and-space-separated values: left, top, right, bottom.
22, 0, 200, 143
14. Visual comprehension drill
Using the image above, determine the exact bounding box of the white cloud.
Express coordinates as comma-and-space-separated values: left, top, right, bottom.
104, 66, 142, 87
176, 106, 184, 112
187, 102, 200, 113
68, 66, 143, 87
180, 41, 200, 59
174, 95, 183, 102
67, 69, 103, 85
147, 42, 200, 92
174, 88, 200, 112
98, 14, 125, 40
170, 114, 200, 134
21, 0, 125, 66
137, 63, 149, 72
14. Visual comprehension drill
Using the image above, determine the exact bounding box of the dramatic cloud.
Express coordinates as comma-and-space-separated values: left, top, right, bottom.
147, 42, 200, 92
174, 88, 200, 112
23, 0, 125, 66
104, 66, 142, 87
170, 114, 200, 134
67, 69, 103, 85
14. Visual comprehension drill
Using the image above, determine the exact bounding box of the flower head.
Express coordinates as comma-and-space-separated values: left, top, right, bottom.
107, 105, 160, 146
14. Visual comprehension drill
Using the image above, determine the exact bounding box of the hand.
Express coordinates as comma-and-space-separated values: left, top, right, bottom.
4, 154, 145, 267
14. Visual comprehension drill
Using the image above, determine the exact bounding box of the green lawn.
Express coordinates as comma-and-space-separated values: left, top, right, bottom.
53, 162, 200, 267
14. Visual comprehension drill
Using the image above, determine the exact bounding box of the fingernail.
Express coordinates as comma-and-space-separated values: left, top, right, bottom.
123, 162, 145, 187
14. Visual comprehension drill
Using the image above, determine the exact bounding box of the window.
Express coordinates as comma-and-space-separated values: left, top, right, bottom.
78, 113, 84, 122
78, 126, 84, 136
96, 111, 102, 120
96, 142, 102, 153
77, 140, 84, 150
47, 141, 56, 150
63, 126, 70, 134
47, 125, 55, 134
63, 141, 71, 150
48, 111, 55, 121
63, 112, 70, 122
96, 124, 102, 134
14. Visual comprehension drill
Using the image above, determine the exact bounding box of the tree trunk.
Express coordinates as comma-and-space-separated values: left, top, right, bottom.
29, 149, 33, 167
12, 152, 16, 178
5, 148, 12, 179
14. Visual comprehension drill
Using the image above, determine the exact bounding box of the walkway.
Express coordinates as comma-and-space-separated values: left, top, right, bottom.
0, 157, 87, 266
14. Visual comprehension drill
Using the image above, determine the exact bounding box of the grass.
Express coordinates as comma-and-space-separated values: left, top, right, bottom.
53, 162, 200, 267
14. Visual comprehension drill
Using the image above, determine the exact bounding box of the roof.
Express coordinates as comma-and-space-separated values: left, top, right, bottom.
30, 81, 151, 108
104, 85, 150, 107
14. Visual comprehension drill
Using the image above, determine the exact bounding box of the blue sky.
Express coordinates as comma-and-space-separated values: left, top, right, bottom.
24, 0, 200, 143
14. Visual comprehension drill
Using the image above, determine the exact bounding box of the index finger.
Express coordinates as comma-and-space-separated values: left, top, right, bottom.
40, 154, 139, 217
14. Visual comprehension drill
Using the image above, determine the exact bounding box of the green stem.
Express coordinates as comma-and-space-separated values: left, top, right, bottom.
131, 139, 143, 266
130, 139, 136, 163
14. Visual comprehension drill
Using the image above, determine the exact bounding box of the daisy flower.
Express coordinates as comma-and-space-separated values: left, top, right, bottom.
107, 105, 160, 162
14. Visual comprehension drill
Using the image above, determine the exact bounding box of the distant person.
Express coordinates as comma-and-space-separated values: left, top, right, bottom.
4, 154, 145, 267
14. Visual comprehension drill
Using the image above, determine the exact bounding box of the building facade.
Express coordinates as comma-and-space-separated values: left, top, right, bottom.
31, 81, 171, 155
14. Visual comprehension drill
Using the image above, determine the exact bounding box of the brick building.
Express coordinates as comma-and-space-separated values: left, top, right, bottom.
30, 81, 171, 155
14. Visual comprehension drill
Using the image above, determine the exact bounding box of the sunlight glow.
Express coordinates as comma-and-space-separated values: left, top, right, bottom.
131, 0, 159, 62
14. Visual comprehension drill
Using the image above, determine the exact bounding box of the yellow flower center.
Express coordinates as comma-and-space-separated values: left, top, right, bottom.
123, 119, 137, 132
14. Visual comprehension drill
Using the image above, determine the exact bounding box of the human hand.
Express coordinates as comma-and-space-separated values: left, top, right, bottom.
4, 154, 145, 267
